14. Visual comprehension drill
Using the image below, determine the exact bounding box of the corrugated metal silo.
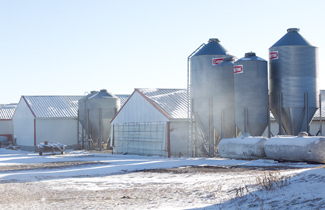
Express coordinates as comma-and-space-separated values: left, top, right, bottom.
190, 38, 233, 138
269, 28, 319, 135
234, 52, 268, 136
213, 57, 236, 138
78, 91, 97, 130
87, 89, 120, 147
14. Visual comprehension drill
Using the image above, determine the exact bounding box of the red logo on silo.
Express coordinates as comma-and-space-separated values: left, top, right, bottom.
269, 51, 279, 60
212, 58, 223, 66
234, 65, 243, 74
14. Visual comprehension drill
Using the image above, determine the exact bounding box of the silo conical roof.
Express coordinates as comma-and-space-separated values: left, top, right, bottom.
236, 52, 266, 61
194, 38, 230, 56
88, 89, 117, 99
271, 28, 314, 47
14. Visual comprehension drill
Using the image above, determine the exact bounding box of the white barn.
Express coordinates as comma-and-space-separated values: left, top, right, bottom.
0, 103, 17, 142
111, 88, 189, 157
12, 96, 83, 151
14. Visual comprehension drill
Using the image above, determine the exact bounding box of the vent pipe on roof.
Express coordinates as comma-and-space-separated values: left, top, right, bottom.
209, 38, 220, 43
287, 28, 300, 32
245, 52, 256, 57
222, 57, 234, 62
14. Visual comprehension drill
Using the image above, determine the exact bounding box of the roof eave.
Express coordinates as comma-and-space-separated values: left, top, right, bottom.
35, 117, 78, 120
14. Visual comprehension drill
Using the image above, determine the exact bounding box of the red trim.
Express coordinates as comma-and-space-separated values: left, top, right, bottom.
23, 96, 36, 117
34, 119, 36, 146
0, 134, 12, 141
167, 122, 171, 158
111, 88, 172, 123
110, 90, 136, 123
136, 89, 171, 120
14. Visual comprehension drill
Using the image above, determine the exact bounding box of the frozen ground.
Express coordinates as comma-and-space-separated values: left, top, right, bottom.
0, 148, 324, 209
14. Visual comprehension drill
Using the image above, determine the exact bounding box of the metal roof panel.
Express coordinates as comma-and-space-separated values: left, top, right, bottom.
115, 94, 130, 107
0, 104, 17, 120
23, 96, 83, 118
137, 89, 187, 119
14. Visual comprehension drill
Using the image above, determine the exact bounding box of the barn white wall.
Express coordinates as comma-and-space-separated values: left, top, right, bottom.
36, 118, 78, 146
309, 120, 323, 135
170, 121, 188, 157
0, 121, 12, 135
112, 91, 169, 124
12, 98, 35, 146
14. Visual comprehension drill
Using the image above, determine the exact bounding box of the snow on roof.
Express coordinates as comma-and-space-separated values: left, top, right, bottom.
0, 104, 17, 120
115, 94, 130, 107
22, 96, 83, 118
137, 88, 187, 119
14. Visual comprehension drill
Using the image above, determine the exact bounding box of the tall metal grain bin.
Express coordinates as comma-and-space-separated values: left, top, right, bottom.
234, 52, 268, 136
269, 28, 319, 135
213, 57, 236, 139
190, 38, 233, 138
78, 91, 98, 130
87, 89, 120, 148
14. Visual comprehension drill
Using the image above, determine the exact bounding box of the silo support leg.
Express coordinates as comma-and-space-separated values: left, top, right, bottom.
209, 98, 214, 157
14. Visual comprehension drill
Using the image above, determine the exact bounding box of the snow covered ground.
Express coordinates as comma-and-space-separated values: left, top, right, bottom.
0, 148, 324, 209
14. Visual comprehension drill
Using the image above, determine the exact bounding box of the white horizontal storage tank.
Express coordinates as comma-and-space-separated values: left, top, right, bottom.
218, 136, 267, 159
265, 133, 325, 163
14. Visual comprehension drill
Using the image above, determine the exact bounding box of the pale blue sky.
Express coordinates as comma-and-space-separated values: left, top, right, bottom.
1, 0, 324, 104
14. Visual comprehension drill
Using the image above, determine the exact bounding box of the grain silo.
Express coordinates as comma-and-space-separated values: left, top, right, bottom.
78, 91, 98, 131
87, 89, 120, 150
213, 57, 236, 139
234, 52, 268, 136
190, 38, 234, 155
78, 91, 97, 148
269, 28, 319, 135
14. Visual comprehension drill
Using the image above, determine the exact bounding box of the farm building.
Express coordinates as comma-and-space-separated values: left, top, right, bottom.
111, 88, 325, 157
0, 103, 17, 141
111, 88, 191, 157
12, 96, 83, 151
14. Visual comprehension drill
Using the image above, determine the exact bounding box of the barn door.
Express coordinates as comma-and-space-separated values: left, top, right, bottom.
112, 122, 167, 156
